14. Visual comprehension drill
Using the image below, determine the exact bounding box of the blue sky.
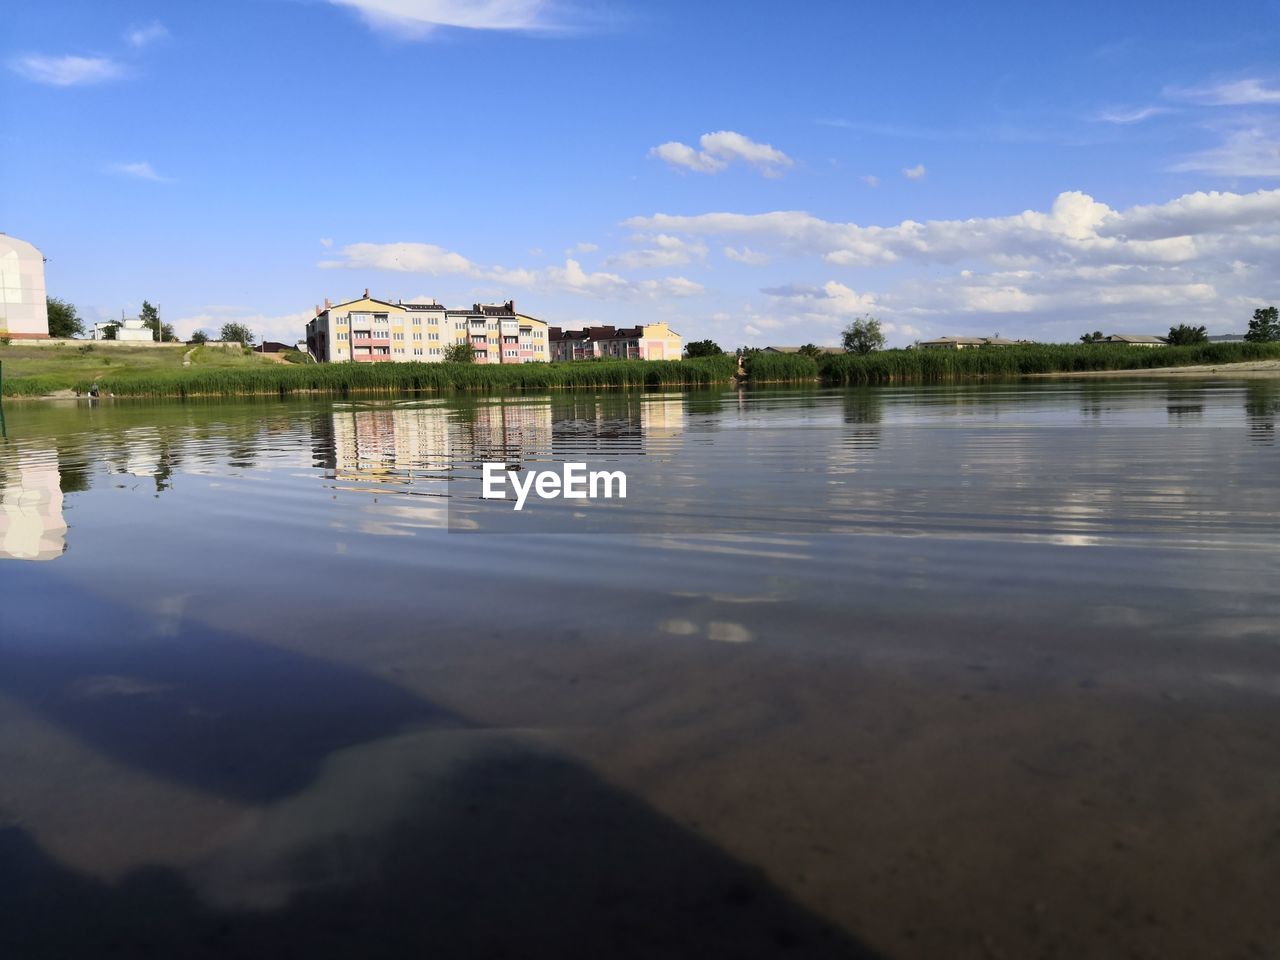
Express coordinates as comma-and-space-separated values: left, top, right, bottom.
4, 0, 1280, 346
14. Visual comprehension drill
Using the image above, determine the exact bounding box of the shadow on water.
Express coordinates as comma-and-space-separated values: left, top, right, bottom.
0, 586, 879, 959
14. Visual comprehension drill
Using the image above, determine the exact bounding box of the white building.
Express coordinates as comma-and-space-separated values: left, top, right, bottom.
92, 318, 154, 342
0, 233, 49, 339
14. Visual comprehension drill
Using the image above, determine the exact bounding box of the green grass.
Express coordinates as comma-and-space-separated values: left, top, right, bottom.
748, 352, 820, 382
4, 339, 1278, 398
817, 341, 1280, 384
0, 340, 281, 396
2, 352, 739, 398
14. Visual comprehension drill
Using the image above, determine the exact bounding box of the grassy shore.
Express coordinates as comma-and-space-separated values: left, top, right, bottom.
0, 345, 739, 397
804, 341, 1280, 384
0, 341, 291, 397
3, 340, 1279, 398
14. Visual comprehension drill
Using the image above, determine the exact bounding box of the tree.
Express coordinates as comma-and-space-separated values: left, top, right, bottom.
220, 322, 256, 345
101, 322, 120, 341
684, 339, 723, 358
841, 315, 886, 355
1245, 305, 1280, 343
140, 301, 161, 342
189, 329, 209, 345
1166, 323, 1208, 346
797, 343, 825, 360
443, 341, 474, 363
46, 297, 83, 338
1080, 330, 1105, 343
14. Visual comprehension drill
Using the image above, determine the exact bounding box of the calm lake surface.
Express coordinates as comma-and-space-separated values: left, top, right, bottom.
2, 380, 1279, 959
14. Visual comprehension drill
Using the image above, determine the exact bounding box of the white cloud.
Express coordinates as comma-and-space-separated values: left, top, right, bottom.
319, 237, 334, 248
627, 186, 1280, 338
605, 234, 707, 269
568, 241, 598, 254
172, 309, 312, 346
860, 174, 880, 188
723, 246, 769, 266
319, 242, 702, 302
110, 161, 171, 182
1168, 124, 1280, 178
1094, 105, 1172, 124
9, 54, 123, 86
1168, 78, 1280, 106
319, 242, 477, 274
902, 163, 927, 180
326, 0, 563, 36
540, 259, 703, 299
761, 281, 879, 318
650, 130, 793, 177
126, 22, 170, 48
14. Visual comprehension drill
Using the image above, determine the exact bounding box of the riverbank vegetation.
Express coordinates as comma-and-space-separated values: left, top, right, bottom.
0, 349, 739, 397
814, 341, 1280, 384
5, 340, 1280, 398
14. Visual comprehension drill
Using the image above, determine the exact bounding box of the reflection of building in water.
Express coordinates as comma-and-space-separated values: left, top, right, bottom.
330, 402, 554, 483
0, 451, 67, 561
641, 396, 685, 441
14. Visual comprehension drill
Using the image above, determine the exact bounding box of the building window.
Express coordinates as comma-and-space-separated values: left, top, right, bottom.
337, 331, 349, 340
413, 348, 423, 356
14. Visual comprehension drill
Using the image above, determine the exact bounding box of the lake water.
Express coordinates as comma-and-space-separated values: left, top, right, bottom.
1, 380, 1279, 959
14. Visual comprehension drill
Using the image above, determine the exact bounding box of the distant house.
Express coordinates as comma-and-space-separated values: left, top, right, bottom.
548, 323, 682, 361
761, 346, 845, 355
919, 336, 1029, 350
1097, 334, 1167, 347
91, 318, 153, 342
1207, 334, 1246, 343
257, 340, 294, 353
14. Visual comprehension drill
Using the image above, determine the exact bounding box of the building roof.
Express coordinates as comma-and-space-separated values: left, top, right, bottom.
920, 336, 990, 345
549, 324, 647, 342
763, 345, 845, 354
1101, 334, 1167, 344
475, 300, 517, 317
0, 233, 44, 260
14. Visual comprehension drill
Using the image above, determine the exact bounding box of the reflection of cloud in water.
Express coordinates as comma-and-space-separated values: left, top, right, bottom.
672, 591, 781, 604
643, 534, 813, 562
660, 618, 755, 644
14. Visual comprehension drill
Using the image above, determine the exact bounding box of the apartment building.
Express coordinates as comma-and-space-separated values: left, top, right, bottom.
305, 292, 550, 364
547, 322, 683, 361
